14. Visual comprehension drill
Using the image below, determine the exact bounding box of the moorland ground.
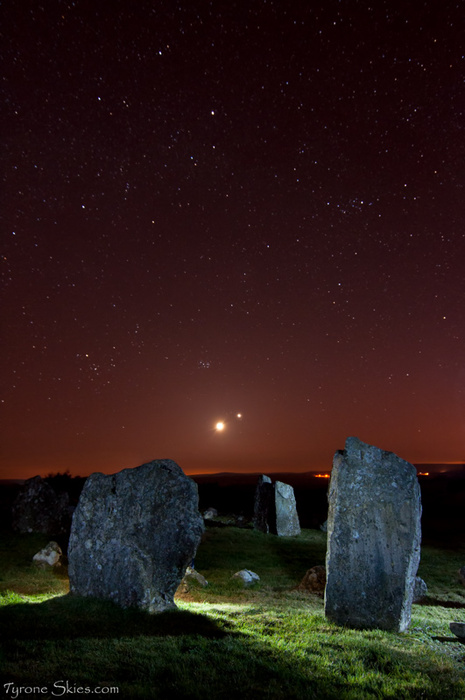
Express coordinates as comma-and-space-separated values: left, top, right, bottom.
0, 520, 464, 700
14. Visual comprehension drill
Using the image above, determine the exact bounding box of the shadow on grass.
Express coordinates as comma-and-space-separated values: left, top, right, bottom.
432, 635, 465, 646
0, 594, 230, 641
267, 531, 326, 581
418, 597, 465, 609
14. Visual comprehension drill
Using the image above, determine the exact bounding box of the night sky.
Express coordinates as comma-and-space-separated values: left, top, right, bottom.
1, 0, 464, 480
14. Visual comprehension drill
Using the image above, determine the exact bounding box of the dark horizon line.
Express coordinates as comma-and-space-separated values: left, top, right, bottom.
1, 462, 464, 485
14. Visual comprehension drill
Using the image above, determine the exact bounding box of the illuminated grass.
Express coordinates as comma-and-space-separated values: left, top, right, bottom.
0, 528, 464, 699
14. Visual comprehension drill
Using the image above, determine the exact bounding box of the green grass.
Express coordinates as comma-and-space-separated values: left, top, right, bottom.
0, 528, 464, 699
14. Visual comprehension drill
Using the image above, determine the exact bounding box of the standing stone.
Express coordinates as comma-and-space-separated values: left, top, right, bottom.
253, 475, 275, 533
11, 476, 71, 535
275, 481, 301, 536
413, 576, 428, 603
68, 460, 204, 613
325, 437, 421, 631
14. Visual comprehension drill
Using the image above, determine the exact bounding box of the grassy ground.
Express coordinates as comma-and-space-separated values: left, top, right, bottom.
0, 527, 464, 699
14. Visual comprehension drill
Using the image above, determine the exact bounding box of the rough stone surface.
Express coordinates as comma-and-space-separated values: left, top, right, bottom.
68, 460, 204, 613
253, 476, 300, 536
11, 476, 71, 535
32, 541, 63, 567
413, 576, 428, 603
458, 566, 465, 587
253, 475, 274, 533
325, 437, 422, 632
449, 622, 465, 639
183, 567, 208, 587
232, 569, 260, 586
275, 481, 301, 536
296, 565, 326, 596
203, 507, 218, 520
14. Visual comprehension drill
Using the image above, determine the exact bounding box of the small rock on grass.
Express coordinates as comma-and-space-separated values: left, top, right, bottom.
32, 541, 63, 567
232, 569, 260, 586
449, 622, 465, 640
296, 565, 326, 596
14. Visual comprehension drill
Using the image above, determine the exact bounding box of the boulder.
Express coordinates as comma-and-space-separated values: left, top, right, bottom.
449, 622, 465, 639
320, 520, 328, 533
325, 437, 422, 632
275, 481, 301, 536
183, 567, 208, 587
253, 475, 274, 533
413, 576, 428, 603
232, 569, 260, 586
68, 460, 204, 613
11, 476, 71, 535
203, 507, 218, 520
296, 565, 326, 596
32, 541, 63, 567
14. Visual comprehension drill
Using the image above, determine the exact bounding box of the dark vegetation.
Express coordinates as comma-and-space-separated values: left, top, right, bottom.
44, 470, 86, 505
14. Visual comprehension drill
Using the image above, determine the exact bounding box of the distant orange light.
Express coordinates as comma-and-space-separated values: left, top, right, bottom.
314, 473, 330, 478
418, 472, 429, 476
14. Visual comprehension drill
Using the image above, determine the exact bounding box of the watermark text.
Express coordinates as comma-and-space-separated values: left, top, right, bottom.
4, 680, 119, 697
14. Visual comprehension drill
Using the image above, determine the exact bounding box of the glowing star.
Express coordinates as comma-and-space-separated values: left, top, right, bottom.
215, 421, 225, 431
236, 413, 242, 418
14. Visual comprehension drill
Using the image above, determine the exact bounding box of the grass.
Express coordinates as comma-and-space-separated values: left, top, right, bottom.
0, 528, 464, 699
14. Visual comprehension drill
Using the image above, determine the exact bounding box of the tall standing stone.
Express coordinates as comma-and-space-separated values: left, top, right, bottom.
253, 475, 275, 533
68, 460, 204, 613
253, 476, 300, 536
275, 481, 301, 536
325, 437, 421, 631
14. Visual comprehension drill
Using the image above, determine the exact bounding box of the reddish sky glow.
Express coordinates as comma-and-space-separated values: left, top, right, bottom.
1, 1, 464, 479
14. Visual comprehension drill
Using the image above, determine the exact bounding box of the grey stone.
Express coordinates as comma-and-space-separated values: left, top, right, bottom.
325, 437, 422, 632
275, 481, 301, 536
11, 476, 71, 535
253, 476, 300, 536
203, 507, 218, 520
232, 569, 260, 586
68, 460, 204, 613
253, 475, 274, 533
32, 541, 63, 568
178, 567, 209, 593
449, 622, 465, 639
183, 566, 208, 587
413, 576, 428, 603
320, 520, 328, 533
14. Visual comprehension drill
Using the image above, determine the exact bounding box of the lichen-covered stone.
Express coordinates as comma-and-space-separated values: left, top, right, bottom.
232, 569, 260, 586
32, 541, 63, 567
68, 460, 204, 613
253, 476, 300, 536
325, 437, 421, 631
413, 576, 428, 603
275, 481, 301, 536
